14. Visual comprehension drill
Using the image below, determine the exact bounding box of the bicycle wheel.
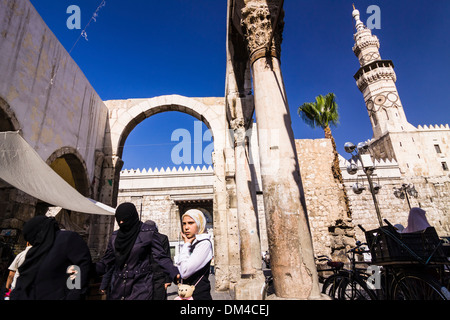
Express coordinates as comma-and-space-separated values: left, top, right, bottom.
338, 275, 378, 300
322, 273, 348, 300
391, 271, 449, 300
261, 276, 275, 300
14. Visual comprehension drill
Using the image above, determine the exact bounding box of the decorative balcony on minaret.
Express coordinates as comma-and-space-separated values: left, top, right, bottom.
352, 6, 413, 140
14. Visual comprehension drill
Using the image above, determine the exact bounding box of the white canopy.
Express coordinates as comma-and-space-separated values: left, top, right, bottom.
0, 131, 115, 215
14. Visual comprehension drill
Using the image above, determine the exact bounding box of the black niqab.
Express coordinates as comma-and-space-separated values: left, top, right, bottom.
114, 203, 141, 268
13, 216, 59, 299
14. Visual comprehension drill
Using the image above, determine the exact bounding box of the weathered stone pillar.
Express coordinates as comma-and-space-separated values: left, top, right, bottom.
241, 0, 323, 299
232, 118, 265, 299
212, 149, 236, 291
98, 154, 123, 208
88, 154, 123, 260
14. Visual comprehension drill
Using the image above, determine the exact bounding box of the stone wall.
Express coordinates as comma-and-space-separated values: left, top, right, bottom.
116, 194, 179, 240
117, 166, 215, 242
296, 139, 450, 259
368, 125, 450, 177
340, 155, 450, 243
296, 139, 355, 260
0, 0, 109, 177
0, 0, 113, 257
345, 176, 450, 243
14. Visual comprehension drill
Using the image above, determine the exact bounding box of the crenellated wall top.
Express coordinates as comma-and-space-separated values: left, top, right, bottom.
121, 165, 214, 176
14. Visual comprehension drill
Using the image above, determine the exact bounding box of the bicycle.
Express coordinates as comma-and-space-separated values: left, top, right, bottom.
261, 255, 348, 300
316, 255, 345, 299
360, 220, 450, 300
316, 242, 377, 300
335, 241, 378, 300
261, 273, 274, 300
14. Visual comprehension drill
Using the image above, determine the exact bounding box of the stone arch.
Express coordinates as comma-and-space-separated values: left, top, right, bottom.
107, 95, 233, 290
109, 95, 226, 159
46, 147, 90, 197
0, 97, 30, 231
45, 147, 92, 236
0, 96, 20, 132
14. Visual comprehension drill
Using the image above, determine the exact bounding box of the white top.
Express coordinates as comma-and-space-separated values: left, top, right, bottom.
8, 246, 32, 289
175, 233, 213, 279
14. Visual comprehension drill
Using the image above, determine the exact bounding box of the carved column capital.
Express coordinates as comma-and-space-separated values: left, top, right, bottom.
230, 118, 247, 147
230, 118, 245, 131
241, 0, 284, 64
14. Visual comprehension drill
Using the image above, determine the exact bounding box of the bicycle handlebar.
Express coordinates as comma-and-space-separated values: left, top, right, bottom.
358, 219, 395, 233
383, 219, 395, 228
347, 241, 370, 254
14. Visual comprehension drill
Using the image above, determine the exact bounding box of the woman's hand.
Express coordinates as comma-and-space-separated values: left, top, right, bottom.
181, 231, 195, 244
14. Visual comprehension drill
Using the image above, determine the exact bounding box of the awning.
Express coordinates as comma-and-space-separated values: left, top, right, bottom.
0, 131, 115, 215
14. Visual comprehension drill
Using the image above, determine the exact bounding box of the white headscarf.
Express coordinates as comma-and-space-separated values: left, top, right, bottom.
402, 207, 431, 233
182, 209, 207, 235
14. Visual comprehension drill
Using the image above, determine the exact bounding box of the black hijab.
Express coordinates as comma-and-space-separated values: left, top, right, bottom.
114, 203, 141, 268
13, 216, 60, 299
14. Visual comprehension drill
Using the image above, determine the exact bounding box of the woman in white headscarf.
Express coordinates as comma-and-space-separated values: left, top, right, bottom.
175, 209, 213, 300
402, 207, 432, 233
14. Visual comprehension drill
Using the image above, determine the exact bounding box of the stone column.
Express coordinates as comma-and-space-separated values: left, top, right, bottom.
212, 150, 235, 291
88, 154, 123, 260
241, 0, 323, 299
232, 118, 265, 299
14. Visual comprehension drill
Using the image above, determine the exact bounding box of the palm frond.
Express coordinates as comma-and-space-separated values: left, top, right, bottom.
297, 92, 341, 130
298, 102, 321, 129
324, 93, 340, 127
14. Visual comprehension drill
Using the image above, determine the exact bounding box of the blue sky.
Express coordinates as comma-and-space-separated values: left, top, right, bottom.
29, 0, 450, 170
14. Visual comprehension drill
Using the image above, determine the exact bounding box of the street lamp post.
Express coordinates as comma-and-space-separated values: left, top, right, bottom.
344, 141, 383, 227
393, 183, 418, 210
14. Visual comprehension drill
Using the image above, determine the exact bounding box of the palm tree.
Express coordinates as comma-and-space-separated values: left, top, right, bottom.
298, 93, 351, 218
297, 93, 339, 140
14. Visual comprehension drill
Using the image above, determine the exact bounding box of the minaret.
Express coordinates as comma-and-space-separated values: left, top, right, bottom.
352, 5, 412, 140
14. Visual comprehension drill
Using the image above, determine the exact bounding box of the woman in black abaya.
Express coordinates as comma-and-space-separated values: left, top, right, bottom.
10, 215, 92, 300
96, 202, 179, 300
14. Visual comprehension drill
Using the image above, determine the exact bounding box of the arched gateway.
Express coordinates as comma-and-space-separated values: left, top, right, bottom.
106, 95, 239, 290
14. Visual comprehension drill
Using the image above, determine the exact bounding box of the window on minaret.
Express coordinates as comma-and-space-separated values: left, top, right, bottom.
434, 144, 442, 153
442, 162, 449, 171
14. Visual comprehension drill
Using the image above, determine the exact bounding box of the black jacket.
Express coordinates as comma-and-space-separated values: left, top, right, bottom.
151, 233, 172, 300
10, 230, 92, 300
96, 222, 179, 300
